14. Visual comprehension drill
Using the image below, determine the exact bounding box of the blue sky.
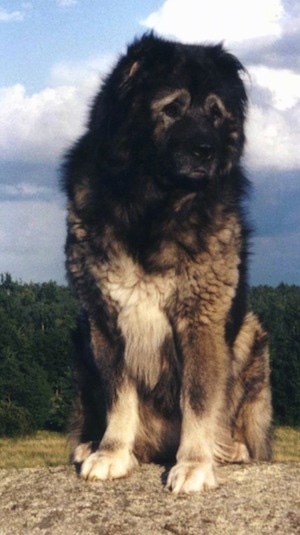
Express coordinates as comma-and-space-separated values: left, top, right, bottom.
1, 1, 162, 92
0, 0, 299, 286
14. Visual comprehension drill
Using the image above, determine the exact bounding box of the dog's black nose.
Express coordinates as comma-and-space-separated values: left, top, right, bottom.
192, 144, 214, 161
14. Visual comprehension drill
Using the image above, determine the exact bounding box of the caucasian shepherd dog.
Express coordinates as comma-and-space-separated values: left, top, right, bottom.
63, 34, 272, 494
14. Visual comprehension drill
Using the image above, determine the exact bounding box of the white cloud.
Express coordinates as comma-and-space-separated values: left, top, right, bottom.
249, 66, 300, 110
49, 55, 115, 87
0, 54, 116, 165
0, 7, 24, 22
142, 0, 284, 44
245, 66, 300, 170
0, 82, 95, 163
246, 104, 300, 170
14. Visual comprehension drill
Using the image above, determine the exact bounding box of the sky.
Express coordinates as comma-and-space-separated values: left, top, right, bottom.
0, 0, 299, 286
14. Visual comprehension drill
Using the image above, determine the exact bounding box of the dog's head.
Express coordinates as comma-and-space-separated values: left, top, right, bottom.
90, 34, 248, 191
151, 85, 246, 188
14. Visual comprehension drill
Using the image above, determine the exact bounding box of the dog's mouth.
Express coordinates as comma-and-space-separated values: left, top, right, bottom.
173, 143, 219, 182
186, 168, 209, 179
177, 160, 217, 182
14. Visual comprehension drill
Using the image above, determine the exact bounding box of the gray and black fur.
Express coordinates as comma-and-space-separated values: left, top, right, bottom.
63, 33, 272, 493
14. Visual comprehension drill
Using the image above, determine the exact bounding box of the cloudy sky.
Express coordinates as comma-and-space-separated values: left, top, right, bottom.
0, 0, 299, 286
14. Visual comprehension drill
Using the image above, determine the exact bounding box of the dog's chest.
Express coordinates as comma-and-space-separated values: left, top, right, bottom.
91, 248, 176, 387
96, 248, 176, 311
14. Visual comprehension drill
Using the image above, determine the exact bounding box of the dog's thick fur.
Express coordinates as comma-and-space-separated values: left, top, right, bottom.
63, 34, 272, 494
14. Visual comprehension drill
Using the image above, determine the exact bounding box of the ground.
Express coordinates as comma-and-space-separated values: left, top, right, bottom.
0, 463, 299, 534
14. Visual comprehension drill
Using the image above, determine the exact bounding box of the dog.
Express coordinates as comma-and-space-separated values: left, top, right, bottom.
63, 33, 272, 494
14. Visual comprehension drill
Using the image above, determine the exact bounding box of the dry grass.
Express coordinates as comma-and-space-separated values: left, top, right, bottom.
272, 426, 300, 462
0, 431, 69, 469
0, 427, 299, 469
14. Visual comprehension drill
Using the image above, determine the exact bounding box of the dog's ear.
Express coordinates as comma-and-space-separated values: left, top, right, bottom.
219, 46, 247, 80
118, 59, 141, 92
126, 32, 167, 67
128, 61, 140, 78
210, 44, 248, 114
119, 33, 176, 91
117, 33, 157, 90
88, 38, 155, 131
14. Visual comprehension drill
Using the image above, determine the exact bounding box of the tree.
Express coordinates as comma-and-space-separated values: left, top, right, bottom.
0, 275, 78, 436
0, 275, 299, 436
250, 284, 300, 426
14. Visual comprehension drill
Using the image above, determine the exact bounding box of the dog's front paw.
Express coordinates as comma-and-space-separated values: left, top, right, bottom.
166, 461, 218, 494
80, 448, 138, 481
230, 441, 250, 463
73, 442, 93, 464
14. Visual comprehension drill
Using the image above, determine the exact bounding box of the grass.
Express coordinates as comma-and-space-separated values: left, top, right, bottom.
0, 431, 69, 469
0, 427, 299, 469
272, 426, 300, 462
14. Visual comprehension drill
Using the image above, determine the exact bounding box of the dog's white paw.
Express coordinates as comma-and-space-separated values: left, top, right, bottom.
214, 440, 251, 464
80, 448, 138, 481
73, 442, 93, 464
231, 441, 250, 463
166, 461, 218, 494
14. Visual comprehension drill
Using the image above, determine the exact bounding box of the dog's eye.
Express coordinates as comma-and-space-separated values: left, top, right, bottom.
210, 103, 223, 124
163, 100, 182, 119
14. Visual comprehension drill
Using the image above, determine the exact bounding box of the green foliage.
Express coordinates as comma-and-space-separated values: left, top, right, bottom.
249, 283, 300, 426
0, 273, 78, 437
0, 400, 32, 437
45, 370, 73, 431
0, 273, 299, 436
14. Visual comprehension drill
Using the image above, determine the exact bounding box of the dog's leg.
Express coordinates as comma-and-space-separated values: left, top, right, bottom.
71, 316, 140, 481
80, 376, 139, 481
230, 312, 272, 461
167, 324, 226, 494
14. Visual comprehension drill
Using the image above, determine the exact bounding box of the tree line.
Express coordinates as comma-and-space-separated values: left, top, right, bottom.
0, 273, 299, 437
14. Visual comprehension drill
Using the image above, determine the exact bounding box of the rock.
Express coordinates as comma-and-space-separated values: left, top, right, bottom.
0, 463, 299, 534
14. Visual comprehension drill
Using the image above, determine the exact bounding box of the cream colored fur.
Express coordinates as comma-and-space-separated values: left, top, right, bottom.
92, 250, 175, 388
80, 379, 139, 481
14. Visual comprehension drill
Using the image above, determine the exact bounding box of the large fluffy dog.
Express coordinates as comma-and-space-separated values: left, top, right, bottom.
63, 34, 272, 494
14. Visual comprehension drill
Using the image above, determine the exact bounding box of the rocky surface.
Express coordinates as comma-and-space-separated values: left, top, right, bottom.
0, 463, 299, 534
